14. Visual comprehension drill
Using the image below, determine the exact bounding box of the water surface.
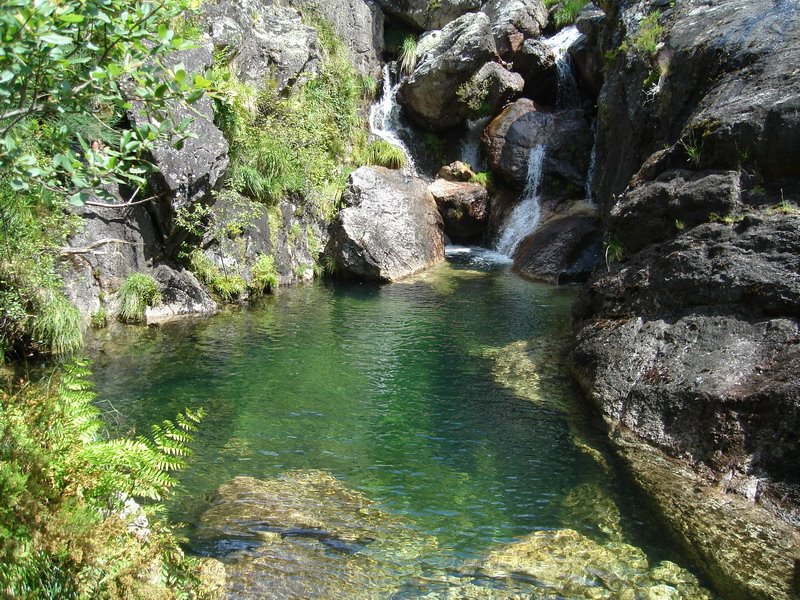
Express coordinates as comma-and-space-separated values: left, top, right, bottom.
89, 250, 710, 596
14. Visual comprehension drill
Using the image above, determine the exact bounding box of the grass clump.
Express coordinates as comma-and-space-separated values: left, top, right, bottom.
366, 140, 406, 169
0, 361, 217, 598
189, 250, 246, 302
118, 273, 162, 324
470, 171, 494, 189
399, 35, 418, 75
545, 0, 589, 27
249, 254, 279, 293
622, 11, 664, 56
90, 307, 109, 329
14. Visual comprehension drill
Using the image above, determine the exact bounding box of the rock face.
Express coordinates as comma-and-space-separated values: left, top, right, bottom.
203, 0, 321, 90
60, 202, 217, 325
128, 43, 229, 211
326, 167, 444, 281
513, 201, 601, 284
290, 0, 384, 74
512, 39, 556, 102
483, 98, 592, 191
195, 471, 437, 599
375, 0, 480, 31
429, 178, 489, 243
465, 62, 525, 117
482, 0, 548, 59
398, 12, 497, 131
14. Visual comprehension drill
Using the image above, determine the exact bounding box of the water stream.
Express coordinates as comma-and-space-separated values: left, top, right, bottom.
88, 255, 712, 597
495, 145, 546, 258
545, 26, 583, 109
369, 65, 417, 174
460, 116, 492, 172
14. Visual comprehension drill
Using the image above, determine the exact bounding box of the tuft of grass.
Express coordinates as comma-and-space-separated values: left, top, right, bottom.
90, 306, 109, 329
366, 140, 406, 169
118, 273, 161, 324
189, 250, 246, 302
399, 35, 418, 76
624, 11, 664, 56
249, 254, 279, 293
546, 0, 588, 27
31, 292, 82, 355
470, 171, 493, 189
359, 74, 378, 101
603, 236, 627, 270
679, 134, 704, 168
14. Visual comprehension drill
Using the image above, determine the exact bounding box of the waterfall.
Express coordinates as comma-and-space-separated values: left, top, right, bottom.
495, 145, 546, 258
460, 116, 492, 172
585, 140, 597, 204
545, 25, 582, 109
368, 65, 416, 174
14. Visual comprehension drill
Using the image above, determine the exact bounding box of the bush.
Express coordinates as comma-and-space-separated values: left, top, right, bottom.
0, 361, 215, 598
366, 140, 406, 169
118, 273, 162, 324
250, 254, 279, 293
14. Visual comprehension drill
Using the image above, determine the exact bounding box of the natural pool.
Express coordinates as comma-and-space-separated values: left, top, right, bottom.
89, 249, 713, 598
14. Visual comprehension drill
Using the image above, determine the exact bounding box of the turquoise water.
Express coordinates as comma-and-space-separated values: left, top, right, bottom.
89, 250, 709, 595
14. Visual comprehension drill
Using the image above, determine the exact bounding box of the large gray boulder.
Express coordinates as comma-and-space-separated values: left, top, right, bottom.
128, 43, 229, 211
325, 166, 444, 281
203, 0, 321, 90
397, 12, 498, 131
465, 62, 524, 118
375, 0, 480, 31
482, 0, 548, 59
290, 0, 384, 75
483, 98, 592, 191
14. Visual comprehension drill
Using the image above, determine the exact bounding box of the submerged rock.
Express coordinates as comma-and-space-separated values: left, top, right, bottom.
325, 166, 444, 282
398, 13, 498, 131
196, 471, 437, 599
470, 528, 712, 599
429, 178, 489, 243
483, 98, 592, 192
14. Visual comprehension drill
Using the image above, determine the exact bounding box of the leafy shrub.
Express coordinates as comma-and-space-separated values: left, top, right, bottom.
250, 254, 280, 293
366, 140, 406, 169
0, 361, 215, 598
470, 171, 494, 189
456, 78, 491, 118
118, 273, 162, 324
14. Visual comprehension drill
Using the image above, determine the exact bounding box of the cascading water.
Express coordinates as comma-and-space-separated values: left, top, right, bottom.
495, 145, 546, 258
460, 116, 492, 171
368, 65, 416, 174
545, 25, 583, 109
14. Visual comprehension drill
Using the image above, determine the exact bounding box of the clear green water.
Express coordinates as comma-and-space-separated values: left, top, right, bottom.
89, 251, 709, 596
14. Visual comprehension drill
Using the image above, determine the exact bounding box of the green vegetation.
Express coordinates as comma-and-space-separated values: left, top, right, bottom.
250, 254, 280, 293
209, 10, 369, 220
0, 361, 216, 598
622, 11, 664, 56
399, 36, 419, 76
90, 307, 110, 330
189, 250, 247, 302
366, 140, 407, 169
470, 171, 494, 190
0, 0, 206, 205
456, 78, 491, 118
603, 236, 627, 270
545, 0, 589, 28
679, 134, 704, 168
118, 274, 162, 324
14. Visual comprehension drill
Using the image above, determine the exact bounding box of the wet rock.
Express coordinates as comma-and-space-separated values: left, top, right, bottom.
608, 169, 742, 253
438, 161, 477, 182
569, 6, 605, 101
429, 178, 489, 243
375, 0, 481, 31
290, 0, 384, 74
326, 166, 444, 281
483, 98, 592, 192
616, 436, 800, 600
128, 42, 228, 210
471, 528, 712, 598
203, 0, 321, 91
482, 0, 548, 59
513, 201, 601, 284
465, 62, 524, 117
398, 13, 498, 131
511, 39, 556, 102
146, 264, 217, 323
196, 471, 437, 599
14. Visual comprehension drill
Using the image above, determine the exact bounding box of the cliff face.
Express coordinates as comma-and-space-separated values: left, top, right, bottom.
571, 1, 800, 597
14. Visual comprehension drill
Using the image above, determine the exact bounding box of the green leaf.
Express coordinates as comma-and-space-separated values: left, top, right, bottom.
57, 13, 85, 23
41, 33, 73, 45
69, 192, 90, 206
186, 88, 204, 103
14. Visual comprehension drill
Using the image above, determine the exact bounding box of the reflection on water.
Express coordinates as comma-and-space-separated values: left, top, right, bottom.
89, 250, 712, 597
